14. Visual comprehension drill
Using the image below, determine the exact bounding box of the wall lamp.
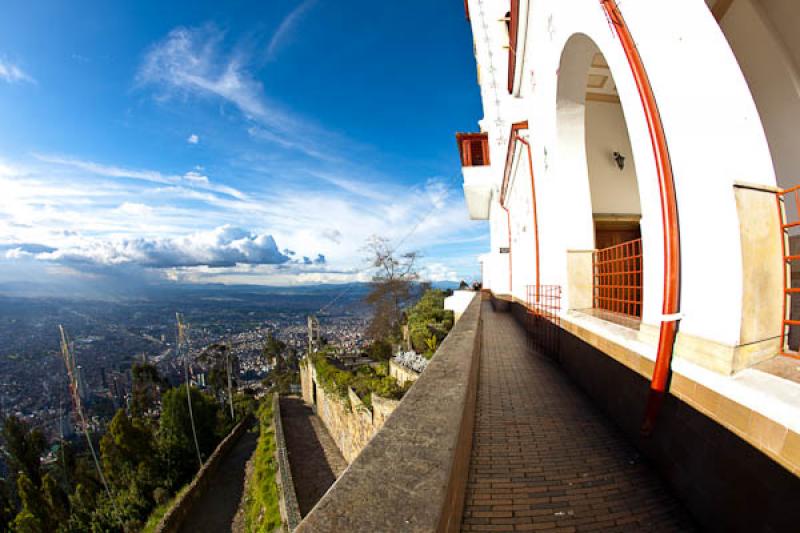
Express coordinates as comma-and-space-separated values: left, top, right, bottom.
612, 151, 626, 171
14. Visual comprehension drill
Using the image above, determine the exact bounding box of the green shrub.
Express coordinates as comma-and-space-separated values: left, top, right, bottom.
407, 289, 454, 358
311, 357, 407, 410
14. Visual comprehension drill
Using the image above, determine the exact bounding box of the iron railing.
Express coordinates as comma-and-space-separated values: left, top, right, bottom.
593, 238, 643, 319
776, 184, 800, 359
526, 285, 561, 356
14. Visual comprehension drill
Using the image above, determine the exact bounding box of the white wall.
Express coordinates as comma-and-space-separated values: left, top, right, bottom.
585, 100, 641, 216
718, 0, 800, 191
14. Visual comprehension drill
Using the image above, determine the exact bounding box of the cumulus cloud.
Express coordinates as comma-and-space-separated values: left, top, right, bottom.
35, 225, 290, 268
187, 133, 199, 144
0, 59, 35, 84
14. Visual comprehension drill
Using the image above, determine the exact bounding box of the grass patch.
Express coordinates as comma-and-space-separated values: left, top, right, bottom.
244, 399, 282, 532
140, 483, 190, 533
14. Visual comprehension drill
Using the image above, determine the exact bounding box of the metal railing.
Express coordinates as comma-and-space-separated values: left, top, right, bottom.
526, 285, 561, 356
776, 185, 800, 359
593, 238, 643, 319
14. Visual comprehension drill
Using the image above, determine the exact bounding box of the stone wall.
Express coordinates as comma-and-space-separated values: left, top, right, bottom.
155, 415, 253, 533
296, 294, 481, 532
300, 360, 400, 464
272, 394, 301, 531
389, 359, 420, 387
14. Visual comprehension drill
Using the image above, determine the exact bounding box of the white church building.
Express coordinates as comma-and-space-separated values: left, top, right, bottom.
458, 0, 800, 479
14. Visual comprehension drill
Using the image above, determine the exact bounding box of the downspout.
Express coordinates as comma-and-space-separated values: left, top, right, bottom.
600, 0, 681, 434
515, 135, 540, 299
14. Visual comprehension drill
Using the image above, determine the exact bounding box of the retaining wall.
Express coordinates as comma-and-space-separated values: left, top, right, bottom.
300, 360, 401, 464
389, 359, 420, 387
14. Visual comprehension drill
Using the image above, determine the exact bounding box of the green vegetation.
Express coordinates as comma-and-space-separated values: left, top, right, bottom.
311, 355, 407, 409
0, 361, 253, 532
140, 483, 189, 533
406, 289, 454, 358
244, 399, 282, 533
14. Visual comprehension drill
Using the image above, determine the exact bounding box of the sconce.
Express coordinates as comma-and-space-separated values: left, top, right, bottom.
612, 151, 625, 171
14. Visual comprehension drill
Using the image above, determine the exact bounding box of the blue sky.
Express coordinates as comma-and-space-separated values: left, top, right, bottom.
0, 0, 487, 288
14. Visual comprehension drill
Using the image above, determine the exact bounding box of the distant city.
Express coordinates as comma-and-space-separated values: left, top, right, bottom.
0, 284, 374, 443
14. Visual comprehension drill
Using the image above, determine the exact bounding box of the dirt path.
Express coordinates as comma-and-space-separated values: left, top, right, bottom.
177, 423, 259, 533
280, 396, 347, 516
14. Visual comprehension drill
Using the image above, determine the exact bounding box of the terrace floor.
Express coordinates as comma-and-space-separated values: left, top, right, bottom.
461, 302, 695, 532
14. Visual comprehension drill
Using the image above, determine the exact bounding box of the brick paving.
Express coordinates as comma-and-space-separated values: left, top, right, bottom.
281, 397, 348, 516
461, 303, 695, 532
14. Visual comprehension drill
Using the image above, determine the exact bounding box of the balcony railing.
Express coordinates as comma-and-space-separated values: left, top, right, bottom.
593, 239, 643, 319
456, 132, 490, 167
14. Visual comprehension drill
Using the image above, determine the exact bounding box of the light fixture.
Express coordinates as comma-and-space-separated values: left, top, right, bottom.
612, 151, 625, 171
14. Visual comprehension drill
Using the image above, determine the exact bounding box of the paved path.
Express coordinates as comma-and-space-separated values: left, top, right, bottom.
177, 423, 258, 533
281, 397, 348, 516
461, 303, 694, 532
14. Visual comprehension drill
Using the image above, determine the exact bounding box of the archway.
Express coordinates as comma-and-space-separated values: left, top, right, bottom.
556, 34, 645, 319
708, 0, 800, 349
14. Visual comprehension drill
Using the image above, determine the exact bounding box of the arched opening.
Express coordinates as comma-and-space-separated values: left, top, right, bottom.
707, 0, 800, 350
556, 34, 645, 320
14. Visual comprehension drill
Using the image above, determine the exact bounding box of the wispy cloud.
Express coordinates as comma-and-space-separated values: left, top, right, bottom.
0, 58, 35, 84
266, 0, 317, 60
33, 153, 247, 200
136, 24, 359, 163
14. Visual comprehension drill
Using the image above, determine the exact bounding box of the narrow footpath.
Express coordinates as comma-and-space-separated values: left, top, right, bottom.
177, 423, 258, 533
461, 302, 695, 532
280, 396, 347, 516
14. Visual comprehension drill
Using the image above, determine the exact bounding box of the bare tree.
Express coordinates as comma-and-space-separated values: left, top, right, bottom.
364, 236, 420, 341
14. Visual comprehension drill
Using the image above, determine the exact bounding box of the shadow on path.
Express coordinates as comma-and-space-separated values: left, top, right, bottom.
177, 423, 258, 533
280, 396, 347, 516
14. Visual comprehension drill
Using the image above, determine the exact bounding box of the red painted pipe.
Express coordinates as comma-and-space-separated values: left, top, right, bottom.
599, 0, 681, 434
515, 135, 541, 300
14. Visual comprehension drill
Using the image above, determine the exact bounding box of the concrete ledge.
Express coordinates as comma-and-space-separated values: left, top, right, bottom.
295, 294, 482, 532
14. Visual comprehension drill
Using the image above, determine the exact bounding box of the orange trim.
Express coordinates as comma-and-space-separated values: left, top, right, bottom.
600, 0, 681, 435
455, 132, 490, 167
515, 134, 540, 298
463, 0, 470, 21
500, 121, 529, 203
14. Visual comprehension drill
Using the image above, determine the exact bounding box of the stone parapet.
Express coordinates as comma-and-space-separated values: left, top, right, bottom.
296, 293, 481, 532
273, 394, 301, 531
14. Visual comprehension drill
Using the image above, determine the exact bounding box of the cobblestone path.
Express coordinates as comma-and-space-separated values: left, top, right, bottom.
177, 423, 258, 533
280, 396, 347, 516
461, 303, 695, 532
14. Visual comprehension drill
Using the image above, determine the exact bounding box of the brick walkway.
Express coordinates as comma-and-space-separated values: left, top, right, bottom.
281, 397, 348, 516
461, 303, 694, 532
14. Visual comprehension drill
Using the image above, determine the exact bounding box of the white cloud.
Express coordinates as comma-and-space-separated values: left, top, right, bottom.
37, 225, 289, 268
0, 59, 35, 84
33, 153, 247, 200
266, 0, 317, 60
187, 133, 199, 144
